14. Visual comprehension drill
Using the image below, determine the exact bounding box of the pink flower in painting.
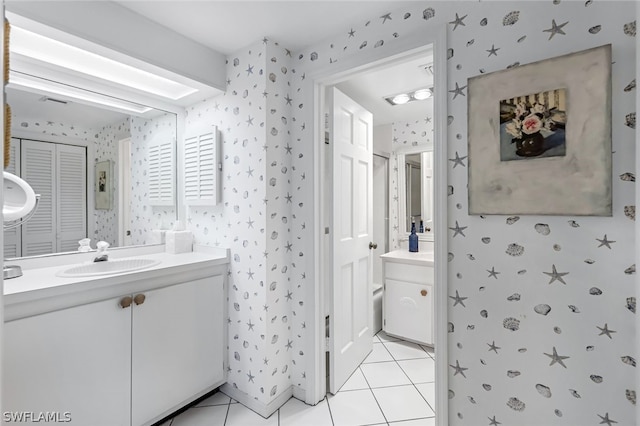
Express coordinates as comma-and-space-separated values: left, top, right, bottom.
521, 113, 543, 134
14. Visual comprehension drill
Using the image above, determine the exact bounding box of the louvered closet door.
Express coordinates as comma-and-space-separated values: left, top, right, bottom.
21, 140, 56, 256
3, 138, 22, 258
57, 144, 87, 252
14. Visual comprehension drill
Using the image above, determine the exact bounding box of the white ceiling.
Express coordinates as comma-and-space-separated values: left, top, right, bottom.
114, 0, 434, 125
8, 1, 433, 129
113, 1, 424, 55
336, 55, 433, 126
7, 86, 130, 131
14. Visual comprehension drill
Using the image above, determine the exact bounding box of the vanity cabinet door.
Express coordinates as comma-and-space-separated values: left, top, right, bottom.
3, 297, 131, 426
131, 275, 225, 426
384, 279, 433, 346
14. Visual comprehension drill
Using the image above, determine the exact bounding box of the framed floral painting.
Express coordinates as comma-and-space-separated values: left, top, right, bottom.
467, 44, 612, 216
95, 160, 112, 210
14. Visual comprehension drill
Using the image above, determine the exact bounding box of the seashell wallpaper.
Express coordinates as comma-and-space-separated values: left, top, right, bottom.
284, 1, 636, 424
184, 40, 293, 405
157, 0, 638, 423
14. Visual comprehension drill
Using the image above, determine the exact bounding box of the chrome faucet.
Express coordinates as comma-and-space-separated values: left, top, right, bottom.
94, 241, 110, 262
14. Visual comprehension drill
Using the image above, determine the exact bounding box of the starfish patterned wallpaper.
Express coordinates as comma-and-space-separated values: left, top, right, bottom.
184, 40, 293, 406
286, 1, 636, 425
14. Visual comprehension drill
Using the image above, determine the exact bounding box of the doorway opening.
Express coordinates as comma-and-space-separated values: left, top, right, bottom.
311, 26, 448, 426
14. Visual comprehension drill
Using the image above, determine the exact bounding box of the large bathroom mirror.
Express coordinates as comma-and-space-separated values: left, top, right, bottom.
397, 149, 434, 241
3, 81, 178, 259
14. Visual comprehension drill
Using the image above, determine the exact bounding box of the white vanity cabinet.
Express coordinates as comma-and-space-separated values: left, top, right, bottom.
4, 296, 132, 426
381, 250, 434, 346
132, 276, 225, 425
3, 251, 228, 426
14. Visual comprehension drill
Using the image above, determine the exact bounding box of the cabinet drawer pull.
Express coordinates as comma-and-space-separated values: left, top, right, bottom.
120, 296, 133, 309
134, 294, 146, 306
420, 289, 428, 297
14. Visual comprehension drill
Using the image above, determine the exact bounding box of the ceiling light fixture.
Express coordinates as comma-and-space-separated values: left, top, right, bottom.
385, 87, 433, 106
9, 72, 152, 114
10, 26, 199, 101
392, 93, 411, 105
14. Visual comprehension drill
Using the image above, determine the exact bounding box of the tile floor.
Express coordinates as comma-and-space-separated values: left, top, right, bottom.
162, 331, 436, 426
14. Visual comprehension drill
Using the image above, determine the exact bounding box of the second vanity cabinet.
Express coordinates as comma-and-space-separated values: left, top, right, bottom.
381, 250, 434, 346
3, 252, 228, 426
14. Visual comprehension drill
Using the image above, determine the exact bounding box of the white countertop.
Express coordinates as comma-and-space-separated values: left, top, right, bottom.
380, 249, 434, 266
4, 245, 230, 321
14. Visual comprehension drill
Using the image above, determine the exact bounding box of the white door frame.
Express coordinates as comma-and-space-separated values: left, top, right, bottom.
307, 25, 449, 425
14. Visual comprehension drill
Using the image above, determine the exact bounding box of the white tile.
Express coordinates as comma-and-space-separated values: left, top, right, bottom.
340, 368, 369, 391
384, 340, 430, 360
372, 385, 435, 423
360, 361, 411, 388
327, 389, 386, 426
225, 403, 278, 426
415, 382, 436, 410
196, 391, 231, 407
376, 330, 401, 343
363, 342, 394, 364
389, 417, 436, 425
398, 357, 435, 384
279, 397, 333, 426
171, 405, 228, 426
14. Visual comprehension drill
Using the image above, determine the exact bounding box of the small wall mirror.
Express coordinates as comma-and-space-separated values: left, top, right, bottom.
397, 150, 434, 241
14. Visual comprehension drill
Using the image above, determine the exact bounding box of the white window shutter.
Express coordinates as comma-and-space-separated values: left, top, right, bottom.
148, 140, 175, 206
184, 126, 220, 206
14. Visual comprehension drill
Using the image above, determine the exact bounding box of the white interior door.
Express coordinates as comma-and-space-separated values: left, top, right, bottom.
329, 87, 374, 394
119, 137, 132, 246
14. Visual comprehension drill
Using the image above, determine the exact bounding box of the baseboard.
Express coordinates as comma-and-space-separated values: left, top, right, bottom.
292, 385, 306, 402
220, 383, 293, 418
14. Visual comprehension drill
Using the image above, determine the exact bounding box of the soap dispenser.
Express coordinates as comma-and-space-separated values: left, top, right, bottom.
409, 217, 419, 252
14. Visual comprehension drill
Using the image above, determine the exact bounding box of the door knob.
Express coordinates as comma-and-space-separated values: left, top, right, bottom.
421, 289, 428, 297
133, 294, 146, 306
119, 296, 133, 309
369, 242, 378, 250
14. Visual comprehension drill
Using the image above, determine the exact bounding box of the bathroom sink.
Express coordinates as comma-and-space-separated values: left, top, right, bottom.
56, 258, 161, 278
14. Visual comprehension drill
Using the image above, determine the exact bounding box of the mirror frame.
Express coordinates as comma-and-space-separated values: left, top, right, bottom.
395, 145, 434, 242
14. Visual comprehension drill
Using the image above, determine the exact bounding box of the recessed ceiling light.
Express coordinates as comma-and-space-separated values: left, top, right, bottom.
392, 94, 411, 105
413, 89, 432, 100
385, 87, 433, 106
11, 26, 199, 101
